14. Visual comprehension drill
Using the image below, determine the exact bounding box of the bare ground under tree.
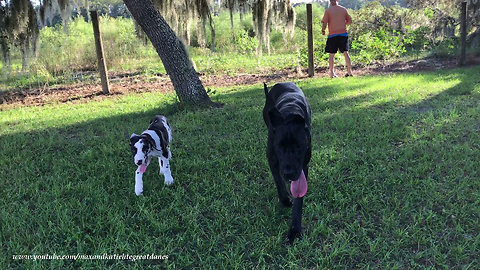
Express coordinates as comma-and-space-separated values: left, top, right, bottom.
1, 56, 479, 108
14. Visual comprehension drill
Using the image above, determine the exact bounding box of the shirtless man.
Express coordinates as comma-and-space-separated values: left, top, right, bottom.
321, 0, 353, 78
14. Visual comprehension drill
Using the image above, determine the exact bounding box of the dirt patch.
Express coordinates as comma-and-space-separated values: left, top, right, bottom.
1, 56, 478, 108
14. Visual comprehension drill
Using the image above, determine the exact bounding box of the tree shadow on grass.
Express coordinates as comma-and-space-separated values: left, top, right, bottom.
215, 66, 480, 266
305, 67, 479, 267
1, 65, 479, 268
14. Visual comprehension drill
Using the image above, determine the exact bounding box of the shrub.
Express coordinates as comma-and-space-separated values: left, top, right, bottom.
350, 28, 406, 64
234, 29, 258, 54
403, 26, 430, 57
429, 37, 458, 58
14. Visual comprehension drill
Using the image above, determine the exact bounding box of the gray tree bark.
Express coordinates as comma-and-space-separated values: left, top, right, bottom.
123, 0, 219, 107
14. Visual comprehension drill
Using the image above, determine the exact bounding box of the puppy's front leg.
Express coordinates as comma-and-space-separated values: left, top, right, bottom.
288, 197, 303, 244
135, 168, 144, 196
159, 157, 174, 185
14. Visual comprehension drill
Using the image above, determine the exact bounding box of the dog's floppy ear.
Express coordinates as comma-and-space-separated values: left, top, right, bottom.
268, 107, 283, 129
129, 133, 139, 144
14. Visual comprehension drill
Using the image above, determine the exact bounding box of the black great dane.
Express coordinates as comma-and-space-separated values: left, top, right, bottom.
263, 82, 312, 244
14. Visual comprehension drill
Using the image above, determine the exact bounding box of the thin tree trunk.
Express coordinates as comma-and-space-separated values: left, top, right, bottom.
208, 12, 216, 52
123, 0, 219, 107
20, 42, 28, 73
229, 8, 234, 38
197, 19, 207, 48
182, 19, 191, 46
85, 0, 91, 22
183, 0, 191, 46
266, 8, 272, 55
1, 41, 11, 75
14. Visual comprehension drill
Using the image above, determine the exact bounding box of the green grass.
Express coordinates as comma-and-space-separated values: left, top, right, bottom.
1, 66, 480, 268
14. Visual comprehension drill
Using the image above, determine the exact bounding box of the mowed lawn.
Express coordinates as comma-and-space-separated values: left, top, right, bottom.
1, 66, 480, 268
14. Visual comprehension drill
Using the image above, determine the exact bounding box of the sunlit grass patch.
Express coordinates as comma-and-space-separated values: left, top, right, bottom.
1, 66, 480, 268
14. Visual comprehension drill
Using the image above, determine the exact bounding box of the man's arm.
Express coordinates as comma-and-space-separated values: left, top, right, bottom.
345, 10, 352, 25
321, 11, 328, 35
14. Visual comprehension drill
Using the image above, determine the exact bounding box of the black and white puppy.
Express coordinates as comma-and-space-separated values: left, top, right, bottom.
129, 115, 174, 196
263, 82, 312, 244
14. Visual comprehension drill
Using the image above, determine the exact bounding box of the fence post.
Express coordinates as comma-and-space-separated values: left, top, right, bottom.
307, 4, 314, 77
90, 10, 110, 94
459, 1, 467, 66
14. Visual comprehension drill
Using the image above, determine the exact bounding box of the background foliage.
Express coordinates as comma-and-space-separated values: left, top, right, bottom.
1, 0, 479, 89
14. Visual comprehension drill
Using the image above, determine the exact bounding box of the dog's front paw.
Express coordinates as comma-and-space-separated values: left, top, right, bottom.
135, 191, 143, 196
287, 226, 303, 245
164, 176, 174, 186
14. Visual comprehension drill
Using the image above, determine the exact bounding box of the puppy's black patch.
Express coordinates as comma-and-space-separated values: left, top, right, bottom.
129, 135, 141, 155
149, 115, 170, 159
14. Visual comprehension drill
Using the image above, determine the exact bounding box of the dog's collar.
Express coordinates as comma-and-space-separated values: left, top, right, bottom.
142, 130, 162, 151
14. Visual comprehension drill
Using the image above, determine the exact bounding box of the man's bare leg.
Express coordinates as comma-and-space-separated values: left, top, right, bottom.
343, 51, 353, 76
329, 53, 337, 78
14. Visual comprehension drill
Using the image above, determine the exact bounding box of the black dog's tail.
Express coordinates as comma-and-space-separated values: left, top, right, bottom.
264, 83, 269, 97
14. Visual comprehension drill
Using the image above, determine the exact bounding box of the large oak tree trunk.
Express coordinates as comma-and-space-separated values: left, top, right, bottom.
123, 0, 218, 107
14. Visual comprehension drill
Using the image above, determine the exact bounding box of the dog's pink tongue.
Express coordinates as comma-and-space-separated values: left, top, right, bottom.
139, 164, 147, 173
290, 170, 307, 198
